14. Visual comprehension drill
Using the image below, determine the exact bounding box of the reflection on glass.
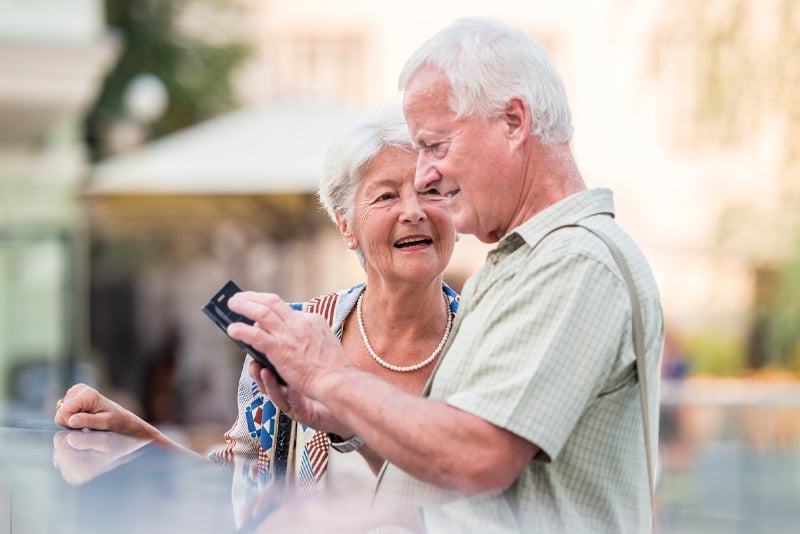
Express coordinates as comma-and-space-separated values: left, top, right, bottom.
53, 430, 151, 486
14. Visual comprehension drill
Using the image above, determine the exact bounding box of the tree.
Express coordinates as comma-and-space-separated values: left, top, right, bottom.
651, 0, 800, 370
86, 0, 251, 160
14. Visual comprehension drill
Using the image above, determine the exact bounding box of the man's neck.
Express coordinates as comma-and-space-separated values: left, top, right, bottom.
502, 139, 586, 236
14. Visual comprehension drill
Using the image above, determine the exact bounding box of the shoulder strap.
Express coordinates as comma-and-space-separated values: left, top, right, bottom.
535, 224, 655, 525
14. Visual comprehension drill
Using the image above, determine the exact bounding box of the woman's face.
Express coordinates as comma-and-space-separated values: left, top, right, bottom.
339, 147, 455, 285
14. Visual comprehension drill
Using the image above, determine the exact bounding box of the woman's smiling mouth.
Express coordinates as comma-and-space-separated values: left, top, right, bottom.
394, 236, 433, 249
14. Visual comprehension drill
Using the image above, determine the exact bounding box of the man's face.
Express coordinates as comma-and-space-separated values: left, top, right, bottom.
403, 67, 517, 244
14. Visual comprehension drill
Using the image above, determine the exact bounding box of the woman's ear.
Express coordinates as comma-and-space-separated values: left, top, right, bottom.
335, 212, 358, 250
504, 97, 530, 150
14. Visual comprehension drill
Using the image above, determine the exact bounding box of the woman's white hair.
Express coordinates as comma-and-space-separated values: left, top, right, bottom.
398, 17, 573, 146
318, 101, 414, 225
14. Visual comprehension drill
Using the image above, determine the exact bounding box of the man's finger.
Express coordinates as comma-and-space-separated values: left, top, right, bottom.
229, 292, 295, 323
228, 322, 278, 358
261, 369, 289, 406
257, 367, 291, 413
248, 359, 268, 393
240, 291, 295, 322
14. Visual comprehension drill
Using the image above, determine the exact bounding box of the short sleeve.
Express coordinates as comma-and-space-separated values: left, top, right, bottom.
438, 250, 630, 462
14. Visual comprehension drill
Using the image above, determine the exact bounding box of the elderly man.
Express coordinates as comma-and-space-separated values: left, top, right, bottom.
229, 17, 664, 533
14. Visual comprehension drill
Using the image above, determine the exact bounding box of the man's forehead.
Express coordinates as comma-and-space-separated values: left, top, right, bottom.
403, 68, 450, 108
404, 84, 453, 135
405, 64, 447, 90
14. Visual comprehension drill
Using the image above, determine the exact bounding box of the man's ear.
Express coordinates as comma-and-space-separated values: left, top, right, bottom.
335, 212, 358, 250
504, 97, 530, 150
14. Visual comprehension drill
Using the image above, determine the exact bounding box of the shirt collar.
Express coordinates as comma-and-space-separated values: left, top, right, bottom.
495, 188, 616, 254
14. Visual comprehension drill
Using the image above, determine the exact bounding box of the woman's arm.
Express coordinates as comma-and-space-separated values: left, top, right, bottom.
54, 383, 198, 456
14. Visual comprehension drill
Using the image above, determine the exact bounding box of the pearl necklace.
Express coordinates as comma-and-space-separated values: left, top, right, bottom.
356, 291, 452, 373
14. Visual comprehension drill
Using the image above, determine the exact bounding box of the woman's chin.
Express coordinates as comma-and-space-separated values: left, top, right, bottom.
391, 263, 444, 284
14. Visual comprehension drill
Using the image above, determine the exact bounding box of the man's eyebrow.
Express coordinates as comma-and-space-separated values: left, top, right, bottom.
413, 133, 434, 148
415, 127, 450, 147
407, 139, 427, 152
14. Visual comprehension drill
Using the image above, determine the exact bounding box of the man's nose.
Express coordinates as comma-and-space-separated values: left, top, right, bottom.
414, 152, 440, 193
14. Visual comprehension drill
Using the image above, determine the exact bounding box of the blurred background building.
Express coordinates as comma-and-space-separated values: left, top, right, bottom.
1, 0, 799, 527
0, 0, 115, 411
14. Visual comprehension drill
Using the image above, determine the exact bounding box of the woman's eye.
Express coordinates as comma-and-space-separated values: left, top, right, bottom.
376, 193, 394, 201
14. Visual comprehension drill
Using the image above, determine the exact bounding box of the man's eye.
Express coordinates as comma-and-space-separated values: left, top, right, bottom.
427, 142, 449, 157
376, 193, 394, 201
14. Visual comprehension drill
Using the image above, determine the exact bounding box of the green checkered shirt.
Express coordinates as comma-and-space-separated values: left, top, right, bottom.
374, 189, 664, 533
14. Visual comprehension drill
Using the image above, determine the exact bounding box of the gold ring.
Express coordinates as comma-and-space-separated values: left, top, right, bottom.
56, 398, 64, 411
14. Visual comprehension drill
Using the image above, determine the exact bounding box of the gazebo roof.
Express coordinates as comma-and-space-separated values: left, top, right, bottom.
86, 99, 358, 195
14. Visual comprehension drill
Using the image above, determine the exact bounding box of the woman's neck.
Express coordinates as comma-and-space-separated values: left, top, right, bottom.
342, 276, 451, 394
360, 277, 447, 336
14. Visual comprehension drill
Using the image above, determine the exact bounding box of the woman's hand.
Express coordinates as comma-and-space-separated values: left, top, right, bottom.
54, 383, 153, 440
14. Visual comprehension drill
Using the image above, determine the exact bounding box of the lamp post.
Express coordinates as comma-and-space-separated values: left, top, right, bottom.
124, 73, 169, 125
106, 73, 169, 153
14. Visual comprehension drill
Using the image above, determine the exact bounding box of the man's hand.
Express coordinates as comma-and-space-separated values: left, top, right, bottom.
227, 291, 352, 400
247, 359, 351, 437
227, 291, 537, 495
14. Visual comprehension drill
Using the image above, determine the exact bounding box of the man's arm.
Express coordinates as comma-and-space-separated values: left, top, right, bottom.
293, 365, 537, 495
229, 292, 538, 495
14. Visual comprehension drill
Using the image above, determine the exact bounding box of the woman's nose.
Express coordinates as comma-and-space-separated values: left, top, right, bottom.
399, 193, 425, 223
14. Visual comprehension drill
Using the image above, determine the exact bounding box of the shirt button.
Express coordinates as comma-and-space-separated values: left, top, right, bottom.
489, 253, 499, 264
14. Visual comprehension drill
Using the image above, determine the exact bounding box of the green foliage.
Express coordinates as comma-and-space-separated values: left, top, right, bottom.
653, 0, 800, 372
764, 242, 800, 369
87, 0, 251, 159
683, 330, 747, 376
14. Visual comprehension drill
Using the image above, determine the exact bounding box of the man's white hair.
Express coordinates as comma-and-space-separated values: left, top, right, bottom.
399, 17, 573, 145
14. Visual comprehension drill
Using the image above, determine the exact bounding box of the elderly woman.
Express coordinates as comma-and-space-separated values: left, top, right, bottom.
55, 102, 458, 493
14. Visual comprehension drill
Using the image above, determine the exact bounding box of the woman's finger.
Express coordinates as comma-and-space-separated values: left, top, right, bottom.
67, 411, 112, 432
